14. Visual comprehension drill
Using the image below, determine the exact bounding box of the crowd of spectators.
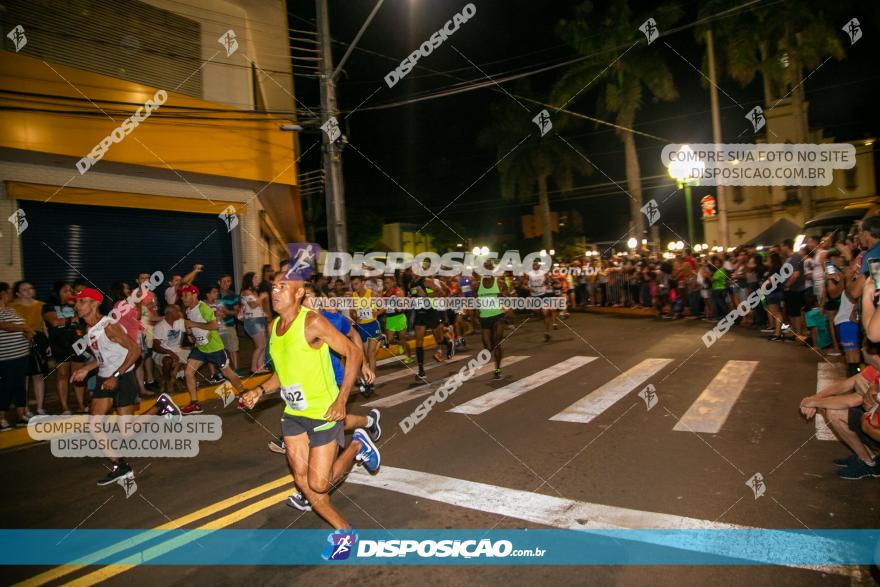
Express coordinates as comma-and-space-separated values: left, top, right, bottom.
2, 226, 879, 477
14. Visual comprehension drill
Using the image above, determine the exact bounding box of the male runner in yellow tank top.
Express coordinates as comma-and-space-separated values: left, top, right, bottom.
239, 271, 380, 530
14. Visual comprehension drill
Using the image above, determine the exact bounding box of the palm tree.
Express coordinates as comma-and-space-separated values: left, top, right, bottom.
480, 83, 587, 251
554, 0, 681, 241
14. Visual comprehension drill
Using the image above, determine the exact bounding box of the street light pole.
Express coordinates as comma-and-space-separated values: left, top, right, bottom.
315, 0, 347, 252
684, 182, 695, 247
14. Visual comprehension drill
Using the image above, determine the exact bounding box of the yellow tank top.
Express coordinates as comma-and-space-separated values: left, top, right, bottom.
352, 288, 376, 324
269, 307, 339, 420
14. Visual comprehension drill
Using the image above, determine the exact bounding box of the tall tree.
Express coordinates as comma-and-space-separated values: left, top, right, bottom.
479, 83, 588, 251
555, 0, 681, 241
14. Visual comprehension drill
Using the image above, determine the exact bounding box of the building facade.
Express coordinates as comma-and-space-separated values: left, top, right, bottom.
0, 0, 303, 296
702, 100, 876, 246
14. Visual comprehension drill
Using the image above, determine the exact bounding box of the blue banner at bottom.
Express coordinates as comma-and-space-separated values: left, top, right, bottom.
1, 529, 879, 566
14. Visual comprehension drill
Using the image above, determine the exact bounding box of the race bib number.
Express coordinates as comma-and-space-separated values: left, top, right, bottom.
192, 329, 209, 346
280, 384, 308, 411
357, 306, 372, 321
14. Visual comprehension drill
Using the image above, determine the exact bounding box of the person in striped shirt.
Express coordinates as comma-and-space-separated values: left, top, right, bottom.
0, 282, 33, 431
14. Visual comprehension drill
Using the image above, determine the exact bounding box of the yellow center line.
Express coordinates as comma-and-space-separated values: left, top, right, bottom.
16, 475, 290, 587
64, 488, 293, 587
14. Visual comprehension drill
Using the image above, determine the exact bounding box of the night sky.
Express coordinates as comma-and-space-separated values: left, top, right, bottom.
288, 0, 880, 249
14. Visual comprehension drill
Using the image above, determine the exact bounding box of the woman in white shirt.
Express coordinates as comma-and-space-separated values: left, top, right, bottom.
240, 272, 268, 374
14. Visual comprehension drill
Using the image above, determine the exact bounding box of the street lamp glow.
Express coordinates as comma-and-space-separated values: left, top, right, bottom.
472, 247, 480, 255
480, 246, 490, 256
641, 238, 647, 245
549, 249, 555, 256
694, 244, 702, 252
667, 145, 704, 183
627, 238, 637, 249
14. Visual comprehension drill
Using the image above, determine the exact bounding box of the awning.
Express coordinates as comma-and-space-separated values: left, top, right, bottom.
7, 182, 246, 215
745, 218, 801, 246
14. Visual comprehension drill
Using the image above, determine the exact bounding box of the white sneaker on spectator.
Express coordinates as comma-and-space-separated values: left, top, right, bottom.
61, 410, 71, 416
36, 408, 47, 416
0, 420, 11, 432
826, 350, 842, 357
760, 328, 774, 333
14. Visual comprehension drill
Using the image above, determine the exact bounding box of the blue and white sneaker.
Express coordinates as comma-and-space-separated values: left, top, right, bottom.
352, 428, 381, 473
366, 408, 381, 441
286, 491, 311, 511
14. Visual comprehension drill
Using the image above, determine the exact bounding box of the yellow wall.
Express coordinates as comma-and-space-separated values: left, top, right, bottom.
0, 51, 297, 186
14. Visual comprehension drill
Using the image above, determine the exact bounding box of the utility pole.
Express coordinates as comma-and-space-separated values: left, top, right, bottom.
315, 0, 347, 252
706, 28, 728, 247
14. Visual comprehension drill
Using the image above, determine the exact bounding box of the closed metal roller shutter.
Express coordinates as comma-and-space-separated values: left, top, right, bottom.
18, 200, 233, 302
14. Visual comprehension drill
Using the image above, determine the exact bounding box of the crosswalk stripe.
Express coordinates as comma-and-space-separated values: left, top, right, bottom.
448, 356, 597, 415
363, 356, 531, 408
673, 360, 759, 434
374, 354, 471, 385
346, 466, 855, 577
347, 465, 740, 529
550, 358, 673, 424
815, 363, 846, 441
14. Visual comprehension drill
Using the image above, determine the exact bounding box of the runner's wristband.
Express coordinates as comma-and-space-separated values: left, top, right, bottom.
112, 370, 121, 378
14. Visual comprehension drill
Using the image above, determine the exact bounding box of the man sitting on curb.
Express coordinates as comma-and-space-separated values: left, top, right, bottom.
800, 340, 880, 479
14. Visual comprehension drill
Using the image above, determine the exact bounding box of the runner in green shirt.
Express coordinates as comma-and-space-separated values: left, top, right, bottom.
239, 268, 381, 530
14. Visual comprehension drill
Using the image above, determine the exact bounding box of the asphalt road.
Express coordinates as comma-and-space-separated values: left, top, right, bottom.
5, 312, 879, 586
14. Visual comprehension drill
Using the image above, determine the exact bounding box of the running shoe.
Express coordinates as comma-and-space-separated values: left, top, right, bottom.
446, 340, 455, 360
97, 462, 133, 486
0, 420, 11, 432
36, 408, 47, 416
433, 349, 443, 362
360, 382, 374, 399
268, 438, 285, 454
145, 380, 159, 392
838, 459, 880, 479
416, 367, 427, 381
767, 335, 785, 342
402, 356, 415, 364
154, 393, 181, 418
208, 372, 225, 385
460, 337, 468, 349
366, 408, 382, 441
493, 368, 502, 380
181, 401, 204, 415
14, 414, 30, 427
543, 333, 551, 342
286, 491, 312, 512
378, 334, 389, 349
833, 454, 860, 468
352, 429, 381, 473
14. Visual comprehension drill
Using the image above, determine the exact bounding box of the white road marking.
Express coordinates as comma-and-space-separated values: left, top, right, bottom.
377, 354, 411, 367
374, 354, 471, 385
673, 360, 759, 434
550, 358, 672, 424
815, 363, 846, 441
346, 466, 855, 576
364, 356, 530, 408
448, 356, 597, 415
